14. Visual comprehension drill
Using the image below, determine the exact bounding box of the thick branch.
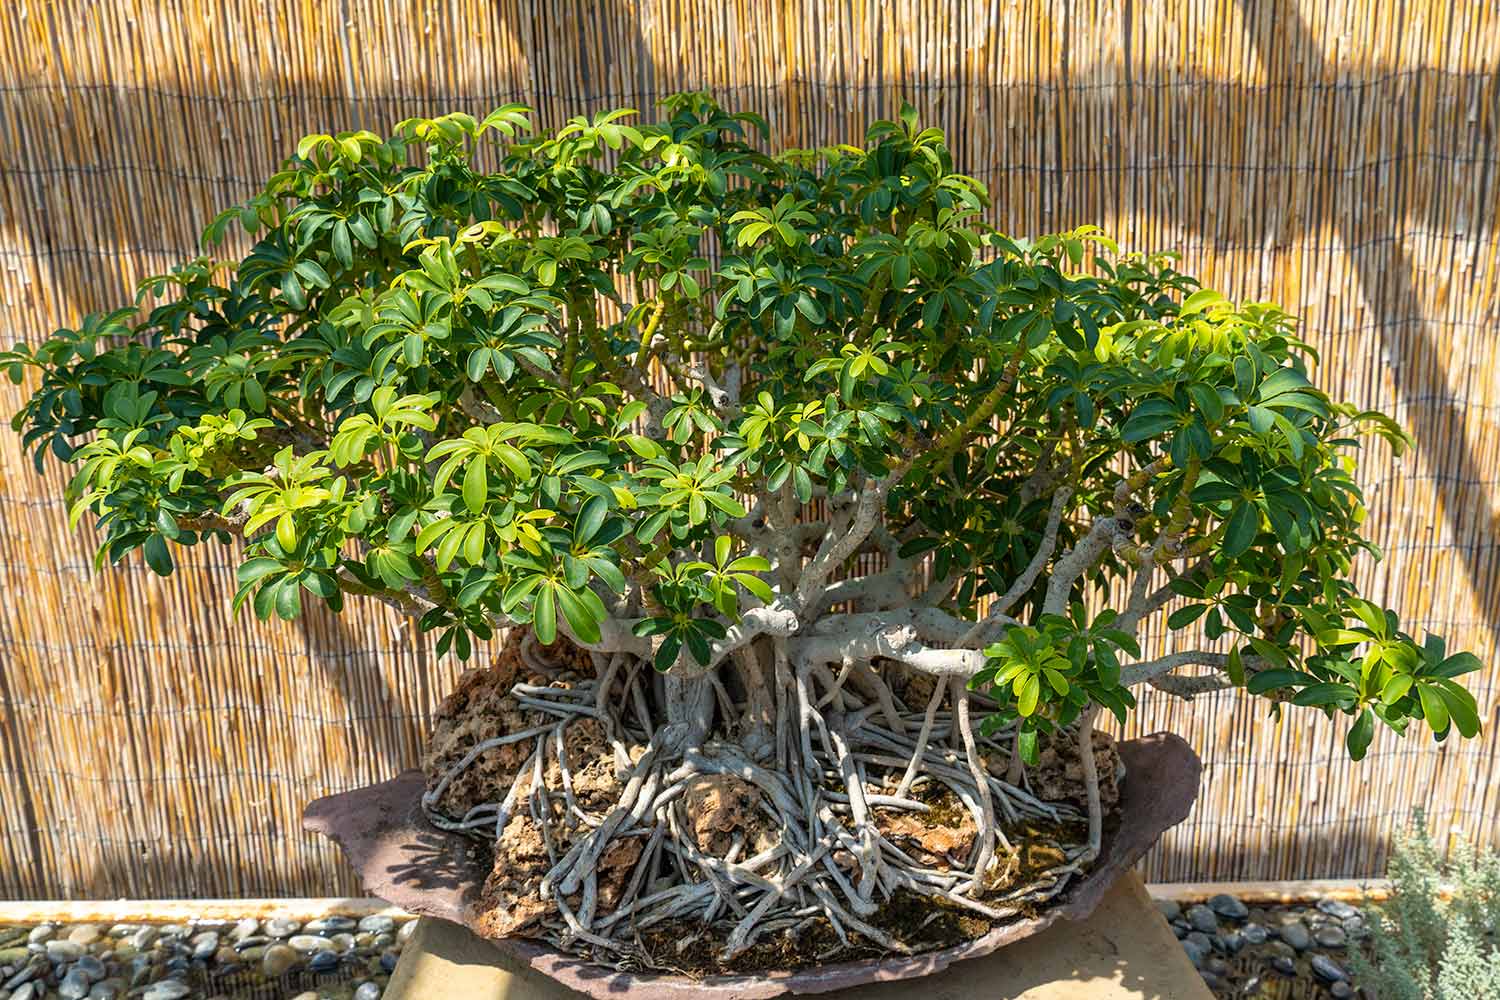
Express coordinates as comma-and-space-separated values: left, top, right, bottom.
1119, 555, 1212, 634
1112, 458, 1167, 516
927, 349, 1024, 469
179, 511, 248, 533
1077, 705, 1103, 860
583, 318, 669, 433
336, 568, 436, 618
1149, 673, 1237, 698
1120, 650, 1263, 695
457, 387, 504, 424
959, 488, 1070, 647
671, 602, 802, 677
1121, 650, 1230, 685
816, 562, 914, 612
797, 464, 912, 608
562, 615, 653, 658
1041, 516, 1126, 615
678, 360, 741, 418
789, 608, 987, 678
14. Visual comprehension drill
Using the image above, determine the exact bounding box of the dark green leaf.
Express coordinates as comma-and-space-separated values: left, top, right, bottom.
1246, 668, 1308, 695
1223, 503, 1258, 557
1346, 709, 1375, 761
142, 534, 173, 576
533, 585, 558, 644
1167, 603, 1208, 629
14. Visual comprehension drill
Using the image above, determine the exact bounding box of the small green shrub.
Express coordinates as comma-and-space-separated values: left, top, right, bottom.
1353, 816, 1500, 999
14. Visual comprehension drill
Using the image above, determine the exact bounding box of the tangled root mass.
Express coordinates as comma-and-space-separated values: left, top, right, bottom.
421, 632, 1119, 974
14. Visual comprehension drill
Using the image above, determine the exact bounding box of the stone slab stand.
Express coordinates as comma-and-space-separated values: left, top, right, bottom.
385, 873, 1213, 1000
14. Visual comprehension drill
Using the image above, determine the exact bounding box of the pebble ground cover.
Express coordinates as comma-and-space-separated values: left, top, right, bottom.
0, 915, 411, 1000
1159, 892, 1371, 998
0, 890, 1375, 998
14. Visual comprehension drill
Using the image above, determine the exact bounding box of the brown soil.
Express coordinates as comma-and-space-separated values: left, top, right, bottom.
893, 667, 938, 708
986, 819, 1090, 898
629, 888, 992, 977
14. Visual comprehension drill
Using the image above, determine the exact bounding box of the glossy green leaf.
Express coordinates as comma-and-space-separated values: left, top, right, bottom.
533, 585, 558, 644
1346, 709, 1375, 761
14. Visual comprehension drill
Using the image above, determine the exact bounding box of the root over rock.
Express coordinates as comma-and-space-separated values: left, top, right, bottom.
874, 789, 977, 868
683, 774, 778, 857
421, 630, 1104, 972
429, 638, 636, 938
423, 644, 536, 818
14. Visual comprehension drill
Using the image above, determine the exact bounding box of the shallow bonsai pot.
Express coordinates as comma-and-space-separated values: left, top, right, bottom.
305, 732, 1199, 999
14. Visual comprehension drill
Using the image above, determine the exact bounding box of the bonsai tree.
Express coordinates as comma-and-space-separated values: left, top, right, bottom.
6, 93, 1483, 963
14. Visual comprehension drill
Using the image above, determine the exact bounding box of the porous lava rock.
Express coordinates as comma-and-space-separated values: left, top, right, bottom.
1028, 726, 1123, 812
682, 774, 778, 857
427, 633, 634, 938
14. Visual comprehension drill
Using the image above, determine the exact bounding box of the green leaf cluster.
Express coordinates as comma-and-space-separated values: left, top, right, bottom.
2, 92, 1478, 760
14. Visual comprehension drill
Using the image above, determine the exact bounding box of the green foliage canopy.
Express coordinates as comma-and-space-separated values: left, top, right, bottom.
5, 94, 1482, 762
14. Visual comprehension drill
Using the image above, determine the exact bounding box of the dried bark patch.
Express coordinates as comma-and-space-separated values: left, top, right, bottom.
875, 788, 977, 868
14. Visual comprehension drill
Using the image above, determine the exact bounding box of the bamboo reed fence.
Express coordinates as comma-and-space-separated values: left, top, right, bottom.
0, 0, 1497, 899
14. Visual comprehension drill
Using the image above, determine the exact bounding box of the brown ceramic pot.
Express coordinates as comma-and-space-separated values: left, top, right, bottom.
305, 732, 1200, 999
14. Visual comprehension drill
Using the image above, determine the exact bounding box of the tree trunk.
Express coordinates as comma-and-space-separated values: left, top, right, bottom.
663, 671, 715, 750
732, 642, 777, 760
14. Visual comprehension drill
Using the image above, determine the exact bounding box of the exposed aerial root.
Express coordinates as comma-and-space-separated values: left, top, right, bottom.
422, 637, 1107, 973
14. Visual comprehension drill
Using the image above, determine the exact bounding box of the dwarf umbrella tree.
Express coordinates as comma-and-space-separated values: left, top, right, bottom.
6, 93, 1483, 955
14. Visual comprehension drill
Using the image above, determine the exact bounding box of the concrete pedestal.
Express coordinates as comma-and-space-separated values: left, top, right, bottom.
385, 872, 1212, 1000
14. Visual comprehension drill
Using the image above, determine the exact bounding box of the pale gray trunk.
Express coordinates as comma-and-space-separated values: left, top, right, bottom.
732, 643, 777, 761
663, 672, 715, 751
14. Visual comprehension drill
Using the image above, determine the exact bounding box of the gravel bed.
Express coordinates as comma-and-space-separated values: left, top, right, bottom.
0, 915, 413, 999
0, 891, 1379, 998
1156, 893, 1370, 998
